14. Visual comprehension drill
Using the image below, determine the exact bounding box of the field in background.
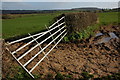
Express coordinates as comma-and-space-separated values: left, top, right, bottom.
2, 12, 119, 39
2, 13, 61, 39
98, 12, 119, 25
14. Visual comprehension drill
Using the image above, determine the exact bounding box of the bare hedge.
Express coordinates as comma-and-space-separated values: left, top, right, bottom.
64, 12, 98, 33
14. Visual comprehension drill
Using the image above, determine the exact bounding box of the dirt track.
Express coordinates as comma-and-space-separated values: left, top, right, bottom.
2, 25, 120, 79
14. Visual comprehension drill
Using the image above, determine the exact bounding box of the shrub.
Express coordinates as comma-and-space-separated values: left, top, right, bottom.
2, 14, 13, 19
81, 72, 94, 79
55, 72, 64, 80
64, 12, 98, 34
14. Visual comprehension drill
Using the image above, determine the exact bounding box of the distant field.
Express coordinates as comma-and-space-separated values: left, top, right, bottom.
2, 13, 61, 39
98, 12, 119, 25
2, 12, 119, 39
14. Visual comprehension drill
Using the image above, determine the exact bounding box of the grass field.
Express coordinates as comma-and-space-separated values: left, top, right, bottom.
2, 12, 119, 39
98, 12, 119, 25
2, 13, 61, 39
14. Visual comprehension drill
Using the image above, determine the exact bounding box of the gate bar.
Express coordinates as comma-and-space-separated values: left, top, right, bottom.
28, 33, 49, 60
17, 26, 65, 61
11, 22, 65, 55
49, 16, 65, 29
45, 25, 58, 48
5, 47, 34, 78
30, 32, 67, 72
23, 27, 66, 67
9, 32, 45, 45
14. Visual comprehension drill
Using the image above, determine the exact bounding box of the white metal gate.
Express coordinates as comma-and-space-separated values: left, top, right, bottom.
6, 16, 67, 78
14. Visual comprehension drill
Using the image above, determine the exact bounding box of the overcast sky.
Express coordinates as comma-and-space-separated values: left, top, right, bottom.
1, 0, 120, 2
1, 0, 120, 10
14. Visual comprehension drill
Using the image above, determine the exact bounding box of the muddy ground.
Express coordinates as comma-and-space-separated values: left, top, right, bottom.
2, 24, 120, 79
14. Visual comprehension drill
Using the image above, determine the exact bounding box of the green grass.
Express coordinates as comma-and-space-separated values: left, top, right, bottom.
63, 24, 99, 42
98, 12, 119, 25
2, 13, 61, 39
5, 65, 41, 80
0, 19, 2, 38
2, 11, 119, 39
2, 10, 80, 39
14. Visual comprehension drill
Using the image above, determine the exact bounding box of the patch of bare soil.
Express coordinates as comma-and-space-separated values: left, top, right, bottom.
2, 25, 120, 79
0, 39, 3, 80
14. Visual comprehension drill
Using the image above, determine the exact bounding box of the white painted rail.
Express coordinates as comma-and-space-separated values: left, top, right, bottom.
6, 16, 67, 78
11, 22, 65, 55
30, 32, 67, 72
24, 29, 66, 67
49, 16, 65, 29
8, 16, 65, 45
18, 26, 65, 61
8, 32, 45, 45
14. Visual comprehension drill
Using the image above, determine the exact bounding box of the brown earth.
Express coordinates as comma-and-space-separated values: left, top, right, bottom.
0, 39, 2, 80
2, 25, 120, 79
